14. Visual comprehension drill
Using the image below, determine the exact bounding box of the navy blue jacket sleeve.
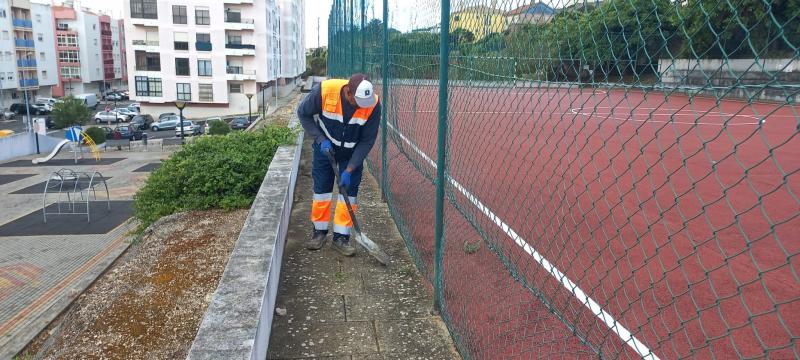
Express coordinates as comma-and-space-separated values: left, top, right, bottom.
347, 100, 381, 170
297, 84, 327, 144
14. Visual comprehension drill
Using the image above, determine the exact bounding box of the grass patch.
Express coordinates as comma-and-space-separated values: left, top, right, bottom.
133, 125, 295, 231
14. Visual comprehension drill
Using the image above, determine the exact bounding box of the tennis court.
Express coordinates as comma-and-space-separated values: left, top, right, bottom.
372, 84, 798, 359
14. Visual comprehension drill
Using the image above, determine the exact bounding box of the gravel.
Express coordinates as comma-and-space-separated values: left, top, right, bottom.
21, 209, 248, 360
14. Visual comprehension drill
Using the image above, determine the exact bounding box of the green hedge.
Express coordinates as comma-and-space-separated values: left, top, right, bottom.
133, 125, 295, 230
84, 127, 106, 145
208, 120, 231, 135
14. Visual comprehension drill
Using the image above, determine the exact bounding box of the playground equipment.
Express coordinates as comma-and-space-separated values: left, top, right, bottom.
32, 126, 100, 164
42, 168, 110, 223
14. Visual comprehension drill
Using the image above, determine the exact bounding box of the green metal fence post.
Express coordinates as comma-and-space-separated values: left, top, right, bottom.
380, 0, 388, 202
433, 0, 450, 313
349, 0, 355, 73
360, 0, 366, 73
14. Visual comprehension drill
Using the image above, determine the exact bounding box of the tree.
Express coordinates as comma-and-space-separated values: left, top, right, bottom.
51, 96, 91, 129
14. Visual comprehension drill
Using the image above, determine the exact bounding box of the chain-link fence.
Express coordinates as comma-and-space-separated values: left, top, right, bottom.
327, 0, 799, 358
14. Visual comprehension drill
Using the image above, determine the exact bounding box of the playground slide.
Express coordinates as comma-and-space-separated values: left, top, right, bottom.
32, 139, 71, 164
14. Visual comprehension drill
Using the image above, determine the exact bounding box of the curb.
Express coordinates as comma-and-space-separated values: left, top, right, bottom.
186, 115, 304, 360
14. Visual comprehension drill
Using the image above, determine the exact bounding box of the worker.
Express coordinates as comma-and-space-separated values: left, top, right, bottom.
297, 73, 380, 256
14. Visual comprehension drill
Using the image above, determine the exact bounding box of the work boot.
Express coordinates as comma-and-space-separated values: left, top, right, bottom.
306, 229, 328, 250
331, 233, 356, 256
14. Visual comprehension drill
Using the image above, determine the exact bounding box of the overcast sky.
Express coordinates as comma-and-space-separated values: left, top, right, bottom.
40, 0, 434, 48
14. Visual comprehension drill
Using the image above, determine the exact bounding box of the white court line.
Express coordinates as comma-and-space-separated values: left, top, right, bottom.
570, 108, 765, 126
386, 122, 660, 360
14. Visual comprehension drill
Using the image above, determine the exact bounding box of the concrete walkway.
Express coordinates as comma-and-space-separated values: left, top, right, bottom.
0, 149, 168, 359
268, 141, 461, 360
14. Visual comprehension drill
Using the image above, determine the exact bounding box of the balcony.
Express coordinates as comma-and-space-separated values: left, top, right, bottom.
130, 16, 159, 27
224, 14, 255, 30
14, 39, 34, 48
101, 29, 112, 36
225, 43, 256, 56
131, 39, 160, 52
195, 41, 212, 51
16, 59, 36, 68
12, 18, 32, 29
226, 66, 256, 81
19, 78, 39, 88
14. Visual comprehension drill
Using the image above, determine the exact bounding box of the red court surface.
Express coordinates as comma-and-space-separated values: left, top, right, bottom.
371, 84, 799, 359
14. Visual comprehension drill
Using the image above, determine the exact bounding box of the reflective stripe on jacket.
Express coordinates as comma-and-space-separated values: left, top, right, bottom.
317, 79, 378, 149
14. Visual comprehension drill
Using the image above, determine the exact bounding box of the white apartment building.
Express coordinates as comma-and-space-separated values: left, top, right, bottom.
279, 0, 305, 82
0, 0, 58, 110
124, 0, 305, 118
51, 3, 127, 97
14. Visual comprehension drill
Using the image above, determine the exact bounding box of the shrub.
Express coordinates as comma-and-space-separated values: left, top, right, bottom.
51, 96, 91, 129
208, 120, 231, 135
83, 127, 106, 145
133, 125, 295, 230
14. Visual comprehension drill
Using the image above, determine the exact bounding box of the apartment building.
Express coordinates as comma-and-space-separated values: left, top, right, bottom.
51, 3, 127, 97
124, 0, 305, 118
0, 0, 58, 110
279, 0, 305, 83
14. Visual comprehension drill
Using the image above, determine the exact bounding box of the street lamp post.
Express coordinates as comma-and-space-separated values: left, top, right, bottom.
245, 93, 253, 124
175, 101, 186, 144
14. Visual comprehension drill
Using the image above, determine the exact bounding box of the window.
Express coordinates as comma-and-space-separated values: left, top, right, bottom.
134, 51, 160, 71
135, 76, 162, 97
130, 0, 157, 19
59, 50, 79, 63
41, 70, 47, 79
229, 83, 242, 94
39, 52, 45, 61
60, 66, 80, 79
196, 33, 210, 42
198, 84, 213, 102
197, 59, 212, 76
226, 33, 242, 44
37, 33, 43, 41
175, 58, 189, 76
172, 5, 187, 24
35, 14, 41, 22
0, 10, 6, 18
174, 32, 188, 50
176, 83, 191, 101
57, 34, 78, 47
195, 7, 209, 25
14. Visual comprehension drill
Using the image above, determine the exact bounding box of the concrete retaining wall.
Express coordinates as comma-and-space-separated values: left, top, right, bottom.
186, 116, 304, 360
0, 133, 63, 162
658, 58, 799, 102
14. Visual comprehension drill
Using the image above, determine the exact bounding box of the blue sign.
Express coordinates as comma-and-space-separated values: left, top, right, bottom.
66, 126, 83, 142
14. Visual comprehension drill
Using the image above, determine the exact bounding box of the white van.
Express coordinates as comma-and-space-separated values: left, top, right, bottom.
75, 93, 98, 109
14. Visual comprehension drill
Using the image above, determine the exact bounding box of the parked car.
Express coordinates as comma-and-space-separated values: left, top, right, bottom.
175, 120, 202, 137
127, 103, 140, 114
30, 102, 51, 114
229, 116, 251, 130
10, 103, 41, 115
93, 111, 127, 123
151, 115, 183, 131
100, 126, 114, 137
1, 108, 15, 119
36, 97, 59, 107
35, 102, 53, 113
120, 90, 130, 100
113, 108, 136, 120
105, 93, 121, 101
158, 112, 176, 120
75, 93, 98, 109
130, 114, 154, 130
111, 125, 143, 141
